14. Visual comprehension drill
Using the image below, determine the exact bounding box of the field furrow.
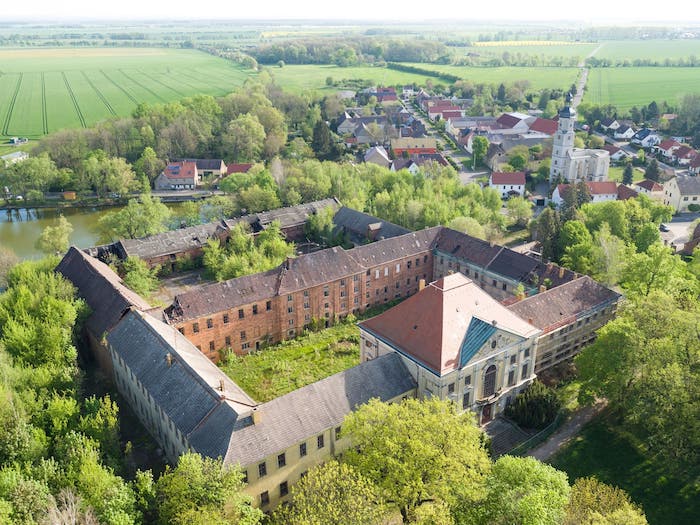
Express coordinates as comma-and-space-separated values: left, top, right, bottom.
81, 71, 117, 116
7, 73, 45, 137
118, 69, 168, 103
1, 73, 22, 136
62, 72, 86, 128
41, 73, 48, 134
99, 70, 138, 105
44, 72, 83, 132
65, 71, 118, 126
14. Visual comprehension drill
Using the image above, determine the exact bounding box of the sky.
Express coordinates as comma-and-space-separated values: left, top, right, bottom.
1, 0, 699, 23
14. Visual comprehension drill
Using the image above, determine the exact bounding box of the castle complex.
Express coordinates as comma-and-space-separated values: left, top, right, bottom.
550, 93, 610, 185
56, 204, 620, 511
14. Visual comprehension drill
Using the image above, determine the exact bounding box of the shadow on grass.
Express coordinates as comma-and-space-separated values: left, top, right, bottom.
549, 411, 700, 525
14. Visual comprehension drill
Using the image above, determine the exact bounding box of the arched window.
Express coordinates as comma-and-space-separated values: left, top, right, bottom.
483, 365, 497, 398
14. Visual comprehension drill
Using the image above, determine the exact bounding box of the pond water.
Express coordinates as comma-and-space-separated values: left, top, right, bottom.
0, 203, 182, 259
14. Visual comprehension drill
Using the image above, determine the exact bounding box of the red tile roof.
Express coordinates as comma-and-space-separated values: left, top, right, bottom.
585, 181, 618, 195
226, 163, 253, 175
496, 113, 523, 129
657, 139, 680, 151
164, 161, 197, 180
491, 172, 526, 185
359, 273, 538, 375
441, 110, 463, 119
635, 179, 663, 192
602, 144, 621, 155
529, 118, 558, 135
617, 185, 638, 200
675, 145, 697, 159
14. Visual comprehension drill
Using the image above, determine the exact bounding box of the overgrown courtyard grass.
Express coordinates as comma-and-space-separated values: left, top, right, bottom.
549, 411, 700, 525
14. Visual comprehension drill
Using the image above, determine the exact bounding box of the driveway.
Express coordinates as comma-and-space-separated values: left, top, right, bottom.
664, 213, 700, 246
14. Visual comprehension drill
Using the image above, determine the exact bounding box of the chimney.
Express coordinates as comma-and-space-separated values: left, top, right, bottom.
166, 353, 172, 367
528, 318, 534, 325
219, 378, 225, 392
252, 407, 262, 425
419, 279, 426, 291
558, 266, 565, 279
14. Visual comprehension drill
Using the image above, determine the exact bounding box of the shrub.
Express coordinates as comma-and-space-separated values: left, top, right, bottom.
505, 380, 561, 429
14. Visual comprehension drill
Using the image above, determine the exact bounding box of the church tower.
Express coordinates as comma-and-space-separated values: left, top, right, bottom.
550, 92, 576, 185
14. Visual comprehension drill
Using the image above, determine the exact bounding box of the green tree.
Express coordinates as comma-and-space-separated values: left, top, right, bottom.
473, 456, 570, 525
504, 380, 561, 429
223, 114, 266, 163
343, 397, 490, 522
311, 120, 337, 161
98, 194, 172, 241
471, 136, 489, 169
506, 196, 533, 228
565, 477, 648, 525
134, 146, 165, 185
447, 216, 486, 239
619, 242, 696, 298
531, 207, 562, 261
35, 215, 73, 256
82, 154, 137, 198
121, 256, 159, 296
272, 461, 386, 525
644, 159, 660, 182
0, 247, 18, 289
622, 163, 634, 185
155, 452, 262, 525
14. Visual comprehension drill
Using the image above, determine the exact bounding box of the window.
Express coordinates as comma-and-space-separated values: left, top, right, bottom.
206, 318, 213, 329
492, 279, 497, 287
464, 375, 471, 386
375, 269, 380, 279
209, 341, 215, 352
192, 322, 199, 333
287, 306, 294, 313
395, 263, 400, 273
324, 302, 329, 309
462, 391, 470, 409
260, 491, 269, 506
258, 462, 267, 477
288, 294, 293, 301
242, 342, 250, 350
340, 278, 346, 286
447, 383, 455, 394
483, 365, 497, 398
225, 336, 231, 347
242, 469, 248, 483
252, 304, 258, 315
304, 290, 309, 297
305, 313, 311, 322
522, 363, 529, 380
223, 313, 229, 324
240, 331, 246, 341
280, 481, 289, 497
304, 301, 310, 309
510, 355, 516, 365
474, 272, 479, 279
266, 301, 272, 311
277, 453, 286, 468
289, 319, 294, 326
335, 426, 342, 440
340, 290, 346, 297
238, 309, 244, 319
317, 434, 325, 449
299, 442, 307, 457
407, 261, 412, 269
323, 287, 329, 297
502, 282, 507, 291
354, 275, 359, 281
508, 369, 515, 386
524, 348, 530, 358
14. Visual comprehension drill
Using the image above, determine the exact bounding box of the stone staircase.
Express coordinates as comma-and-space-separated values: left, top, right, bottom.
483, 417, 533, 457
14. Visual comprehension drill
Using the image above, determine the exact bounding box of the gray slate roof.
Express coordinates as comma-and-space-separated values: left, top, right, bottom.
348, 227, 442, 267
278, 247, 363, 294
332, 207, 410, 245
507, 276, 621, 331
676, 176, 700, 195
55, 247, 151, 337
254, 198, 341, 232
223, 352, 416, 466
107, 310, 256, 458
116, 221, 227, 260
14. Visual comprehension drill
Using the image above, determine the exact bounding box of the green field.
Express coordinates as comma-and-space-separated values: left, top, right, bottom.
455, 42, 597, 59
594, 40, 700, 62
0, 48, 253, 140
400, 63, 580, 90
550, 413, 700, 525
585, 67, 700, 110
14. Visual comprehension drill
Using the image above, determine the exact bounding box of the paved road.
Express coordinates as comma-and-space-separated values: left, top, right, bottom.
528, 399, 607, 462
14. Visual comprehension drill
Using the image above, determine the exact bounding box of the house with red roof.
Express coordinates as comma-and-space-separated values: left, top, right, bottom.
674, 145, 698, 167
654, 139, 681, 160
359, 273, 541, 424
226, 163, 254, 175
528, 118, 558, 136
634, 179, 665, 201
602, 144, 631, 163
489, 172, 526, 198
390, 138, 438, 156
552, 181, 619, 207
154, 161, 200, 191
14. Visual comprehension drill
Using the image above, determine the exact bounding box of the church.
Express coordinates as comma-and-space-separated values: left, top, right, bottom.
550, 93, 609, 185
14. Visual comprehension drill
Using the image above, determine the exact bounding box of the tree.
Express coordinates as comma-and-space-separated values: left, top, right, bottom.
472, 456, 570, 525
155, 453, 262, 525
504, 380, 561, 429
43, 488, 100, 525
134, 146, 165, 184
507, 145, 529, 172
0, 247, 18, 289
447, 216, 486, 239
36, 215, 73, 255
343, 397, 491, 522
311, 120, 337, 161
565, 477, 648, 525
506, 196, 533, 228
223, 114, 266, 163
622, 163, 634, 185
82, 154, 137, 198
531, 207, 562, 261
98, 194, 172, 241
619, 242, 696, 298
272, 461, 386, 525
644, 159, 660, 182
121, 256, 159, 296
471, 136, 489, 169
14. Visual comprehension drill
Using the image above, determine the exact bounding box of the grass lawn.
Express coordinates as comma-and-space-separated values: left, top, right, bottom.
0, 48, 253, 140
549, 412, 700, 525
585, 67, 700, 110
594, 40, 700, 62
219, 322, 360, 403
607, 165, 645, 183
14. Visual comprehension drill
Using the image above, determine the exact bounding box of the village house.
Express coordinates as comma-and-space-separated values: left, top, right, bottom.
176, 158, 227, 178
390, 137, 438, 156
602, 145, 632, 164
154, 161, 200, 190
662, 175, 700, 212
634, 179, 665, 200
551, 181, 619, 207
689, 156, 700, 176
613, 124, 635, 141
673, 145, 698, 167
363, 145, 391, 168
631, 128, 661, 149
489, 172, 526, 198
600, 118, 620, 134
654, 139, 682, 161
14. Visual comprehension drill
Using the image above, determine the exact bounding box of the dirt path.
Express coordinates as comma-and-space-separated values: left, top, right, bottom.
528, 399, 607, 461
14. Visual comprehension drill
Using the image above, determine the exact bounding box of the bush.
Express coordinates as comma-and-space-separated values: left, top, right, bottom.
688, 204, 700, 212
505, 380, 561, 429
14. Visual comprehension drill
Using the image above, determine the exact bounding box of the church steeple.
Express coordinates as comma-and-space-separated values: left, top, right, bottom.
550, 92, 576, 185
